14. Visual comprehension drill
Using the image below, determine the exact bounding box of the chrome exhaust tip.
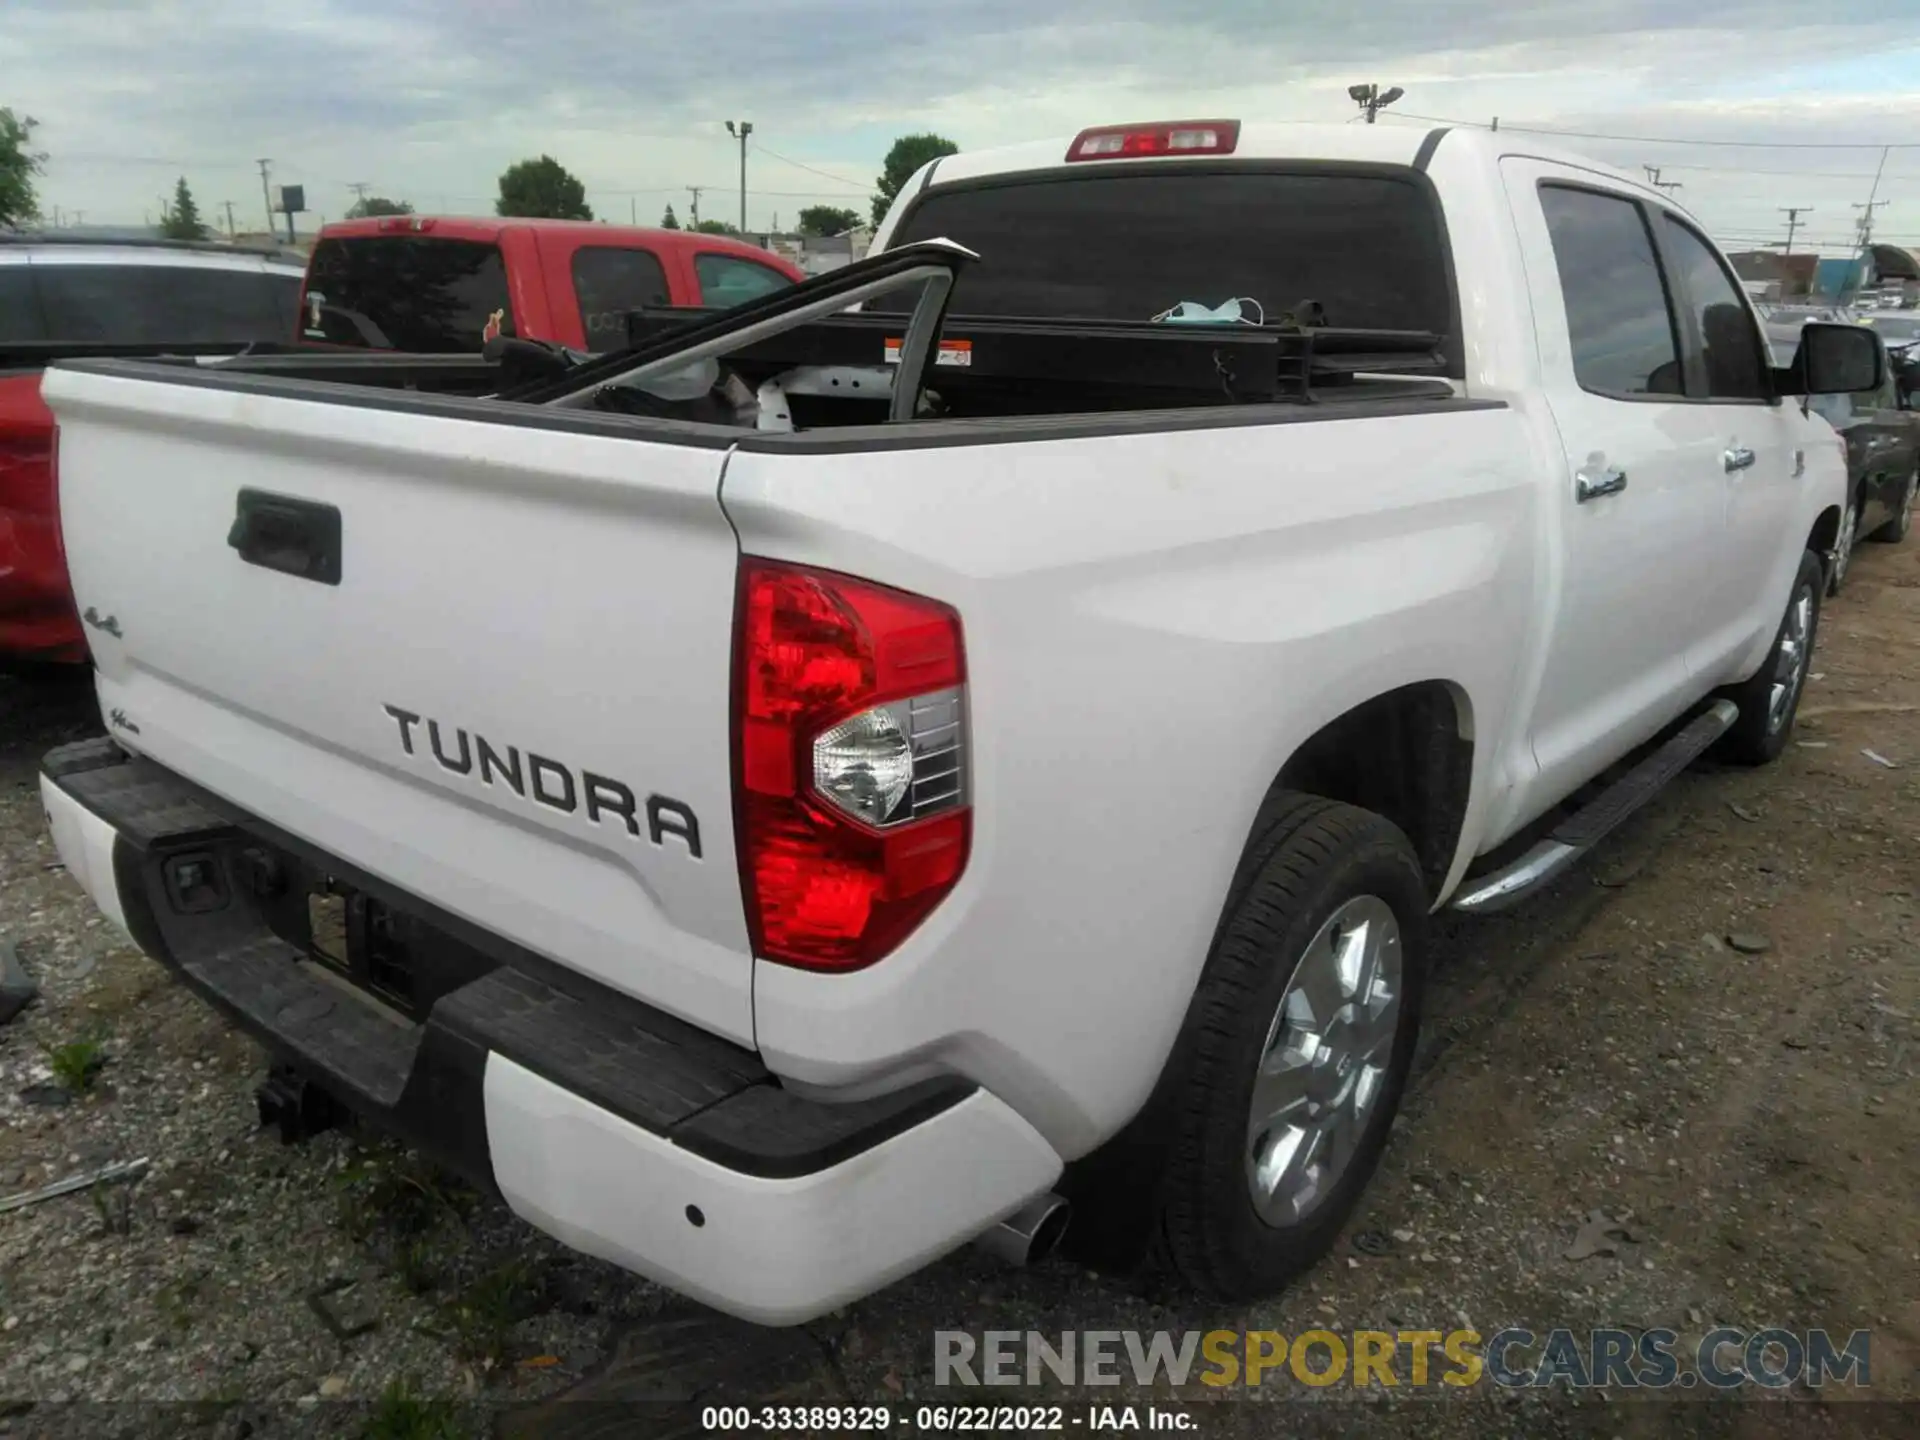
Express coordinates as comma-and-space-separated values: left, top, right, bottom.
976, 1193, 1071, 1267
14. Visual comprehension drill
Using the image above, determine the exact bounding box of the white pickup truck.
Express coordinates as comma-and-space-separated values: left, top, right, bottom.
38, 120, 1883, 1325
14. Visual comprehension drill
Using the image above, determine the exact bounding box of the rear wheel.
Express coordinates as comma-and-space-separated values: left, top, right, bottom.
1718, 550, 1822, 767
1157, 794, 1427, 1299
1869, 466, 1915, 544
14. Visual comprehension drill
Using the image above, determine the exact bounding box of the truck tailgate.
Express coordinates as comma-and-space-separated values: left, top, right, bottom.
42, 364, 755, 1044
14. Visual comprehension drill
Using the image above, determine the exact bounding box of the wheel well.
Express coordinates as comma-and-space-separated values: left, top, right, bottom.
1274, 682, 1473, 897
1808, 503, 1842, 559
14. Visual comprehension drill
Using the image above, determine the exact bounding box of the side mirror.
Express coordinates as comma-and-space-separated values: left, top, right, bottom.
1778, 323, 1885, 397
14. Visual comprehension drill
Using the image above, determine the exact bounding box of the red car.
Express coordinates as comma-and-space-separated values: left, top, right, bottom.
298, 216, 803, 354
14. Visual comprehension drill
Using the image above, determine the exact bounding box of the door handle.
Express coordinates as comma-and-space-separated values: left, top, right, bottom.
1575, 466, 1628, 502
227, 488, 343, 586
1723, 446, 1757, 473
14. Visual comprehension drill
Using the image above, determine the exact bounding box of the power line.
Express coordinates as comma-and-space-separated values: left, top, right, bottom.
748, 141, 867, 192
1385, 110, 1920, 150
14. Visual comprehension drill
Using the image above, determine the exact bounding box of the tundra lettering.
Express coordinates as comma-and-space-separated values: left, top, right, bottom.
382, 703, 701, 857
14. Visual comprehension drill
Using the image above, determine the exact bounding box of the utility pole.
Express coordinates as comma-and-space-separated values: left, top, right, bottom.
1347, 83, 1403, 123
256, 158, 274, 234
725, 120, 753, 231
1642, 165, 1682, 195
685, 185, 704, 228
630, 197, 636, 225
347, 181, 370, 215
222, 201, 237, 238
1845, 143, 1892, 302
1777, 206, 1810, 256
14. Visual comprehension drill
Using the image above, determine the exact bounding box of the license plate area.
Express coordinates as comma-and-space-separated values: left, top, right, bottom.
306, 884, 421, 1017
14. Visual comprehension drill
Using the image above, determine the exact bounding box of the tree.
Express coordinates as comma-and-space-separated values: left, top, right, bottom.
0, 108, 47, 229
692, 218, 740, 236
797, 205, 861, 237
495, 155, 592, 220
159, 176, 208, 240
346, 195, 412, 219
871, 133, 958, 225
660, 203, 680, 230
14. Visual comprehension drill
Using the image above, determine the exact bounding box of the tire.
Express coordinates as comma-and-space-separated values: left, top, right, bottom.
1869, 466, 1915, 544
1157, 793, 1427, 1300
1827, 491, 1858, 596
1717, 549, 1823, 767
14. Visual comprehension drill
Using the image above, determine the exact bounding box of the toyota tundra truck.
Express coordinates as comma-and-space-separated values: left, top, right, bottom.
36, 120, 1880, 1325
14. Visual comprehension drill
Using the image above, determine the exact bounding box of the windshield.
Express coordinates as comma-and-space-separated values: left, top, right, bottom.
875, 169, 1453, 344
301, 236, 513, 352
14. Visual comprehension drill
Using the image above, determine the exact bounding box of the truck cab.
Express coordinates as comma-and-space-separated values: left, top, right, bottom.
298, 216, 804, 354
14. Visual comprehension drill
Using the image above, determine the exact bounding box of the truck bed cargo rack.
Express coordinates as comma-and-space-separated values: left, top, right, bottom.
622, 304, 1448, 406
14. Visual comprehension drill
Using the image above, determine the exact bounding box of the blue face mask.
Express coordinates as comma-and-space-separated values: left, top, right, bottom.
1151, 298, 1265, 326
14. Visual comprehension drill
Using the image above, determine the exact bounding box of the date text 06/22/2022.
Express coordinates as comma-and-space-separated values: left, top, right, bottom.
700, 1405, 1196, 1432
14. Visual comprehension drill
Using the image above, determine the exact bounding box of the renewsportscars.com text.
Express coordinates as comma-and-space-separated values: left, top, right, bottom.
934, 1328, 1872, 1390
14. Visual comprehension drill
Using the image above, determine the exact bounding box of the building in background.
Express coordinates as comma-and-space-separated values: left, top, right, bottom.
1726, 250, 1818, 301
742, 227, 874, 275
1867, 245, 1920, 305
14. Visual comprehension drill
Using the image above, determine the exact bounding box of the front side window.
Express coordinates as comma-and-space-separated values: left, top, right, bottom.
572, 246, 670, 353
1662, 218, 1770, 401
694, 253, 794, 310
1539, 186, 1683, 397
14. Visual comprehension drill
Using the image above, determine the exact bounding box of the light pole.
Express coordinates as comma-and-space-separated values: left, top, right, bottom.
725, 120, 753, 233
1347, 84, 1404, 124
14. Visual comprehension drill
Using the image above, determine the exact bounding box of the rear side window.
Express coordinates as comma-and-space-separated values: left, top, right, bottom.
303, 237, 512, 352
879, 170, 1452, 338
32, 263, 289, 345
1539, 186, 1682, 398
0, 267, 45, 343
694, 253, 793, 310
572, 246, 670, 352
1661, 218, 1769, 401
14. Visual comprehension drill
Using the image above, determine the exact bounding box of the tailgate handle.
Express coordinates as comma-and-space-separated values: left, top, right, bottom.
227, 489, 342, 586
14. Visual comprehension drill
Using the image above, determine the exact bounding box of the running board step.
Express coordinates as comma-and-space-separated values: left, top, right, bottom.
1451, 699, 1738, 914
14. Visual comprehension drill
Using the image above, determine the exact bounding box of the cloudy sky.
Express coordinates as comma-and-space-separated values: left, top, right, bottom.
6, 0, 1919, 255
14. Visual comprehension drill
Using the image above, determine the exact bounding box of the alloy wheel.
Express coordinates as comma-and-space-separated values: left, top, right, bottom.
1245, 895, 1402, 1227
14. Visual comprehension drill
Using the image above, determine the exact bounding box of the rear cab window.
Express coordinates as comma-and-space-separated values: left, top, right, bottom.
302, 236, 513, 352
876, 169, 1454, 353
571, 246, 671, 353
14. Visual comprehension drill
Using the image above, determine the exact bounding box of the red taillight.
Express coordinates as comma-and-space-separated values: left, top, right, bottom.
1066, 119, 1240, 162
735, 559, 970, 971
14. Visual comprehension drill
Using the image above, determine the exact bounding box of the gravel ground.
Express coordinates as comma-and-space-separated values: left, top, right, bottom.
2, 534, 1916, 1440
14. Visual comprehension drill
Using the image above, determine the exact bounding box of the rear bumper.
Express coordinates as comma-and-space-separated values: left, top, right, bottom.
40, 739, 1062, 1324
0, 510, 84, 663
